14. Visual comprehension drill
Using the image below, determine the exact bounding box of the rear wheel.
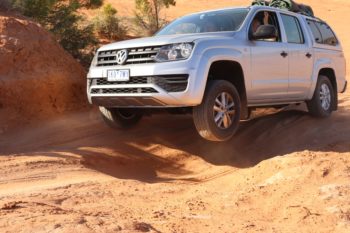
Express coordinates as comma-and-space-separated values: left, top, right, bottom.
99, 107, 143, 129
193, 80, 241, 142
307, 75, 335, 117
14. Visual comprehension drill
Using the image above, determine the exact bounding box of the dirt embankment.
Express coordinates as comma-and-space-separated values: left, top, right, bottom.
0, 12, 87, 131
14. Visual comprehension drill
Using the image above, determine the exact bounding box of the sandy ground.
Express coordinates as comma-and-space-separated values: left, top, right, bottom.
1, 0, 350, 232
1, 91, 350, 232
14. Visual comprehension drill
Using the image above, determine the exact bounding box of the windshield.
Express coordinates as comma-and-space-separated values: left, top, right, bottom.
156, 8, 249, 36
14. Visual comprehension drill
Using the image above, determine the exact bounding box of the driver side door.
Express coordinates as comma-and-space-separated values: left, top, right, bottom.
248, 11, 289, 101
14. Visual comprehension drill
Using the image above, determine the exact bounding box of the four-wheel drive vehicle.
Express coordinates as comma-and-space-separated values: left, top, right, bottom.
87, 5, 347, 142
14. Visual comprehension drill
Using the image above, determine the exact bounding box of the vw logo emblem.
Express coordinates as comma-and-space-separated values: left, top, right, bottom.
115, 49, 128, 65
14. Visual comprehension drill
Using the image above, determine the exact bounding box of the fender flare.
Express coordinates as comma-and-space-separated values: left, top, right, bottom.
191, 47, 246, 104
307, 58, 336, 99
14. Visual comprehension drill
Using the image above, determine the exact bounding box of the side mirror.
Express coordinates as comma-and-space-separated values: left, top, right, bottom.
250, 25, 278, 40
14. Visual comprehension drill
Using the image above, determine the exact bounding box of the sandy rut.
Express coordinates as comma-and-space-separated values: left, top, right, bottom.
1, 92, 350, 232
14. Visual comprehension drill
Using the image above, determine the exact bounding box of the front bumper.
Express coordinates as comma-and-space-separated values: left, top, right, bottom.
87, 59, 203, 107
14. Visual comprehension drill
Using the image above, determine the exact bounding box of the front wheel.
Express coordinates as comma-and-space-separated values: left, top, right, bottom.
99, 107, 143, 129
193, 80, 241, 142
307, 75, 335, 118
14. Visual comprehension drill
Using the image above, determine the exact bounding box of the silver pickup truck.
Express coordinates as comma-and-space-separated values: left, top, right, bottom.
87, 5, 347, 141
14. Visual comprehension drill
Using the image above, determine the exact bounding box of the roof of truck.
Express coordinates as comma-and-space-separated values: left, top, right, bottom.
249, 5, 322, 22
179, 5, 323, 24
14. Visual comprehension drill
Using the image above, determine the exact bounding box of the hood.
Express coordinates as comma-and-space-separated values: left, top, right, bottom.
98, 32, 235, 51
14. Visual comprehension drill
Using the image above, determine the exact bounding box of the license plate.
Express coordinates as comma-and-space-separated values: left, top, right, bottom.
107, 69, 130, 82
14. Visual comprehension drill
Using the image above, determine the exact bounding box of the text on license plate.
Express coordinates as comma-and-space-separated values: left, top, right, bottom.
107, 69, 130, 82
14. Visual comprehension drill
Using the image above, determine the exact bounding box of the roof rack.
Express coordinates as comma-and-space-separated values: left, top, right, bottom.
251, 0, 315, 18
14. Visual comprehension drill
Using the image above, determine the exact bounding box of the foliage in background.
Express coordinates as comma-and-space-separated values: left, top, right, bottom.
134, 0, 176, 36
81, 0, 103, 9
9, 0, 98, 67
0, 0, 13, 10
93, 4, 126, 40
2, 0, 177, 65
45, 1, 97, 66
11, 0, 56, 21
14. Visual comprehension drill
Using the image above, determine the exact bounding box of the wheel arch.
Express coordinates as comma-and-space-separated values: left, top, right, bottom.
192, 47, 248, 118
308, 65, 338, 111
309, 58, 336, 97
318, 68, 338, 110
207, 60, 248, 119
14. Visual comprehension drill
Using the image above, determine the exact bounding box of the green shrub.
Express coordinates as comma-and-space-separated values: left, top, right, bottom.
45, 1, 97, 65
83, 0, 103, 9
134, 0, 176, 36
11, 0, 56, 22
93, 4, 126, 40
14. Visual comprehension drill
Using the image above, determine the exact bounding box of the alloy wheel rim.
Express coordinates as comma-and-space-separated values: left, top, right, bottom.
320, 83, 331, 111
213, 92, 236, 129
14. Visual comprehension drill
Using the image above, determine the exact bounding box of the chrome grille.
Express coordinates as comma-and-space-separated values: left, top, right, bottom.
91, 88, 158, 94
93, 77, 148, 85
90, 75, 189, 93
97, 46, 161, 66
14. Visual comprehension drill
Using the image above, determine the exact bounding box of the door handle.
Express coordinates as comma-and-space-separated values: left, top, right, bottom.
306, 52, 312, 58
280, 51, 288, 58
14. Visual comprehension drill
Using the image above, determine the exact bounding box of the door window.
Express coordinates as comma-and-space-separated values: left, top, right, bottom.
250, 11, 281, 42
281, 14, 304, 44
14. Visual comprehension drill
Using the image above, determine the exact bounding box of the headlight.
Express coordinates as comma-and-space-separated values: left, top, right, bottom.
155, 43, 194, 62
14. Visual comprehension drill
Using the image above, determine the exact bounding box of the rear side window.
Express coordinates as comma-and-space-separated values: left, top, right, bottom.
307, 20, 322, 43
307, 19, 338, 46
316, 22, 338, 46
281, 14, 304, 44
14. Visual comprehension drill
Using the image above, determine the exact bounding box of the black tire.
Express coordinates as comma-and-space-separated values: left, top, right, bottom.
307, 75, 335, 118
193, 80, 241, 142
99, 107, 143, 129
